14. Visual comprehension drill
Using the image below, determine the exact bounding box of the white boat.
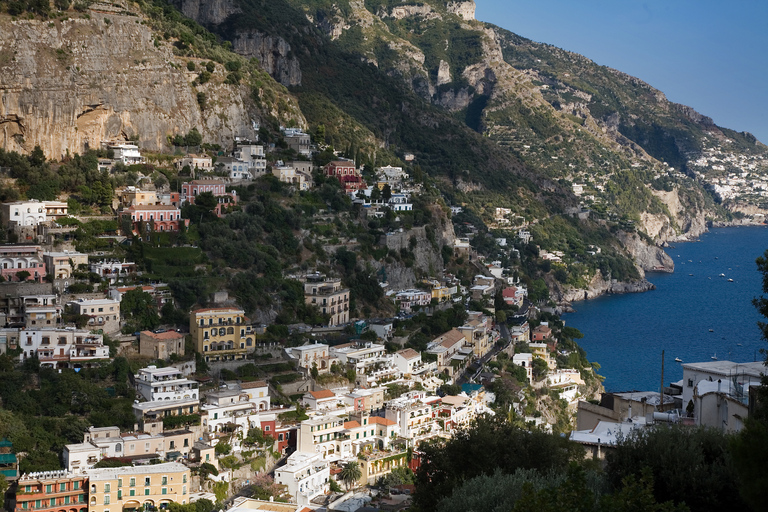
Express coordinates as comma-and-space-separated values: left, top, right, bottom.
719, 273, 725, 277
675, 357, 682, 362
711, 354, 718, 360
728, 278, 734, 282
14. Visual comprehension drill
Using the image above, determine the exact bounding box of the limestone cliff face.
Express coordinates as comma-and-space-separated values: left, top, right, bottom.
551, 270, 656, 304
616, 231, 674, 273
0, 14, 258, 158
171, 0, 302, 86
231, 32, 302, 87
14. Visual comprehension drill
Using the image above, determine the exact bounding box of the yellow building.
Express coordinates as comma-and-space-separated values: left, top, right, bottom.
190, 307, 254, 362
303, 277, 350, 327
86, 462, 190, 512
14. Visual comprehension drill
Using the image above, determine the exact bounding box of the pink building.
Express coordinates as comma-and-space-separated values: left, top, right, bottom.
324, 161, 366, 194
181, 179, 237, 217
121, 205, 188, 234
0, 245, 47, 282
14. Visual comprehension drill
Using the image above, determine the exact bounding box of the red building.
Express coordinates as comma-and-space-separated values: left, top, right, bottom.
181, 179, 237, 217
15, 471, 88, 512
323, 161, 365, 194
531, 324, 553, 342
121, 205, 189, 235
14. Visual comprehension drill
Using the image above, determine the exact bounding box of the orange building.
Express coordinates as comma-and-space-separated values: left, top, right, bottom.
15, 471, 88, 512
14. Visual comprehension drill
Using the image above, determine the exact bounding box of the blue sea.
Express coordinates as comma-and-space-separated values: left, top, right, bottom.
564, 225, 768, 392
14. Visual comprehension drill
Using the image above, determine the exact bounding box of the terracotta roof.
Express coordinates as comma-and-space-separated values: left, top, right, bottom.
368, 416, 396, 426
141, 330, 184, 340
432, 329, 466, 348
240, 381, 268, 389
502, 287, 517, 297
309, 389, 336, 399
343, 421, 361, 429
397, 348, 420, 360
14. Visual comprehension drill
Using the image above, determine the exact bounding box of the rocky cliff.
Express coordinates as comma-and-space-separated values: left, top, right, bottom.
0, 6, 304, 158
551, 270, 656, 305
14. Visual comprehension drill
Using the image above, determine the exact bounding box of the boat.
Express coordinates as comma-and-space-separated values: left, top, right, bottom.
737, 343, 743, 346
719, 273, 725, 277
709, 329, 714, 332
728, 278, 734, 282
689, 273, 693, 276
711, 354, 718, 360
675, 357, 682, 362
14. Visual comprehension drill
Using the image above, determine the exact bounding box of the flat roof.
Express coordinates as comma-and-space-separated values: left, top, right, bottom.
86, 462, 188, 480
682, 360, 766, 378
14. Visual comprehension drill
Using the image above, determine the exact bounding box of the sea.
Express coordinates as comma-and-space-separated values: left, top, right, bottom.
564, 225, 768, 392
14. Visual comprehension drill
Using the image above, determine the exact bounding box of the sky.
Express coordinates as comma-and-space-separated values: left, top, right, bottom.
475, 0, 768, 143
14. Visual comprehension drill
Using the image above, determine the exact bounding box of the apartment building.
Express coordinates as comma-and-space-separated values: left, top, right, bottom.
274, 452, 329, 507
9, 328, 109, 368
85, 462, 190, 512
67, 298, 120, 334
0, 245, 47, 282
134, 366, 199, 402
180, 180, 237, 217
42, 251, 88, 280
14, 470, 88, 512
189, 307, 254, 362
426, 329, 471, 377
303, 277, 350, 327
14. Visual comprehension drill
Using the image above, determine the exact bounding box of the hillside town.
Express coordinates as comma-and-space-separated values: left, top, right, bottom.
0, 127, 763, 512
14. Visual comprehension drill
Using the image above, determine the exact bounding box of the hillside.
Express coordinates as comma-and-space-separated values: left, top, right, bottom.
0, 0, 303, 158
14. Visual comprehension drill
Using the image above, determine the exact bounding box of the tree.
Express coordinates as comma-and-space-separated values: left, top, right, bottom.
732, 249, 768, 510
15, 270, 31, 282
310, 362, 319, 380
121, 288, 161, 331
606, 425, 743, 512
340, 461, 362, 491
532, 357, 549, 381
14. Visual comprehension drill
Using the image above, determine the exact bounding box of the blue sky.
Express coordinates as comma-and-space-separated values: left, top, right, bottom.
475, 1, 768, 143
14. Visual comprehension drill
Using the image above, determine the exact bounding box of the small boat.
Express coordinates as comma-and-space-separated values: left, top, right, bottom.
711, 354, 718, 360
719, 273, 725, 277
689, 273, 693, 276
709, 329, 714, 332
737, 343, 743, 346
728, 278, 734, 282
675, 357, 682, 362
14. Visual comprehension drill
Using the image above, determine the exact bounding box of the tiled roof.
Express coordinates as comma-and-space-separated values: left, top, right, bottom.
343, 421, 361, 429
309, 389, 336, 399
397, 348, 420, 360
240, 380, 268, 389
369, 416, 396, 426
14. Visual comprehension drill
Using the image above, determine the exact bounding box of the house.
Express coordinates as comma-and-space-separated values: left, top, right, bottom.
216, 156, 252, 180
233, 142, 267, 177
119, 187, 158, 207
68, 298, 121, 334
395, 289, 432, 313
531, 323, 553, 342
453, 238, 471, 258
0, 245, 47, 282
134, 365, 199, 402
14, 470, 88, 512
239, 381, 271, 411
190, 307, 255, 362
427, 329, 471, 377
274, 452, 329, 507
90, 260, 137, 284
180, 179, 237, 217
282, 128, 312, 156
287, 342, 333, 373
458, 311, 494, 358
139, 331, 186, 360
324, 160, 365, 194
42, 251, 88, 280
368, 321, 393, 340
343, 388, 386, 413
108, 143, 145, 165
1, 200, 68, 229
175, 154, 213, 172
303, 276, 350, 327
271, 163, 312, 191
301, 389, 341, 412
529, 342, 556, 370
10, 328, 109, 369
512, 353, 533, 383
393, 348, 422, 375
681, 360, 765, 428
331, 341, 388, 377
121, 205, 188, 235
84, 462, 191, 512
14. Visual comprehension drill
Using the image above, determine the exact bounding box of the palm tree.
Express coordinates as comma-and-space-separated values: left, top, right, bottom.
340, 461, 362, 491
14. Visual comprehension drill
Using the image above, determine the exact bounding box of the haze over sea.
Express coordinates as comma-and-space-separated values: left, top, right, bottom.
565, 226, 768, 392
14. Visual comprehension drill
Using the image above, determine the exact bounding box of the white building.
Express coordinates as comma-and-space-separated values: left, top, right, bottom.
135, 365, 199, 402
681, 360, 765, 413
109, 143, 145, 165
274, 452, 330, 507
331, 341, 389, 376
9, 327, 109, 368
512, 353, 533, 383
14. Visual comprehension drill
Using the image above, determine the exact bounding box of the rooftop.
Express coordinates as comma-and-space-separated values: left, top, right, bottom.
141, 330, 184, 340
309, 389, 336, 400
85, 462, 188, 480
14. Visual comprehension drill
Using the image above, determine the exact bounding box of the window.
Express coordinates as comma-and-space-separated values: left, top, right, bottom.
129, 478, 135, 487
144, 477, 151, 486
46, 485, 52, 493
34, 500, 40, 509
104, 496, 110, 505
104, 483, 111, 492
118, 479, 122, 488
162, 488, 167, 495
129, 490, 135, 497
144, 489, 150, 496
688, 379, 693, 387
162, 477, 167, 485
182, 486, 187, 495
